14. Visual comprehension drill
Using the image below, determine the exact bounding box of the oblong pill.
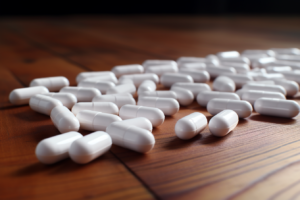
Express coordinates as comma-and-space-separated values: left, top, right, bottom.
29, 94, 63, 115
111, 64, 144, 78
179, 62, 206, 71
80, 74, 118, 84
213, 76, 236, 92
92, 95, 136, 108
106, 83, 136, 95
50, 106, 80, 133
242, 84, 287, 96
43, 93, 77, 109
220, 73, 253, 88
255, 73, 285, 81
242, 90, 286, 105
281, 71, 300, 84
197, 91, 240, 107
30, 76, 69, 92
138, 91, 177, 99
142, 59, 177, 69
219, 57, 250, 65
119, 73, 159, 87
171, 87, 194, 106
76, 71, 117, 83
160, 73, 194, 87
137, 80, 156, 95
206, 65, 236, 78
270, 48, 300, 55
138, 97, 179, 115
60, 87, 101, 102
273, 80, 299, 97
171, 82, 211, 97
78, 80, 115, 94
72, 102, 119, 115
266, 66, 292, 73
177, 56, 207, 65
219, 62, 250, 73
117, 78, 134, 85
145, 65, 178, 76
217, 51, 240, 58
9, 86, 49, 105
179, 69, 210, 83
116, 117, 153, 132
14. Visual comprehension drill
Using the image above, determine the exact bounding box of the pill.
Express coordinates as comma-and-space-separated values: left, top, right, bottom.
145, 65, 178, 76
117, 78, 134, 85
50, 106, 80, 133
9, 86, 49, 105
76, 71, 117, 83
207, 98, 252, 118
59, 87, 101, 102
206, 65, 236, 78
138, 96, 180, 116
30, 76, 69, 92
206, 54, 220, 65
273, 60, 300, 70
177, 56, 207, 65
72, 102, 119, 115
139, 91, 177, 99
213, 76, 236, 92
235, 89, 247, 98
219, 62, 250, 73
242, 49, 275, 57
116, 117, 153, 132
209, 110, 239, 137
221, 73, 253, 88
246, 80, 275, 85
160, 73, 194, 87
106, 122, 155, 153
76, 110, 122, 131
80, 74, 118, 84
266, 66, 292, 73
119, 104, 165, 127
179, 69, 210, 83
179, 62, 206, 70
78, 80, 115, 94
35, 131, 83, 164
242, 84, 286, 95
119, 73, 159, 87
252, 57, 276, 68
43, 93, 77, 109
242, 90, 286, 105
273, 80, 299, 96
269, 48, 300, 55
92, 94, 136, 108
137, 80, 156, 95
281, 71, 300, 84
111, 64, 144, 78
255, 73, 285, 81
69, 131, 112, 164
275, 55, 300, 62
217, 51, 240, 58
142, 60, 177, 69
175, 112, 207, 140
197, 91, 240, 107
171, 87, 194, 106
219, 57, 250, 65
106, 83, 136, 95
104, 93, 133, 97
243, 54, 271, 62
254, 98, 300, 118
29, 94, 63, 115
171, 82, 211, 97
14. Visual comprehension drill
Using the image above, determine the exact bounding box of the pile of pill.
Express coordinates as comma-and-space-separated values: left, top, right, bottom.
8, 47, 300, 164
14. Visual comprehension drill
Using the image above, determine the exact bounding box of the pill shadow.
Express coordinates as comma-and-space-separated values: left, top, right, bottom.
199, 133, 229, 145
249, 114, 297, 125
47, 158, 95, 175
163, 134, 202, 150
14, 109, 50, 122
11, 162, 59, 177
31, 124, 60, 142
237, 118, 249, 125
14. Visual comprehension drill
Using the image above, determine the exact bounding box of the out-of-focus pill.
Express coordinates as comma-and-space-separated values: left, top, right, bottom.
35, 131, 83, 164
246, 80, 275, 85
235, 89, 247, 98
275, 55, 300, 62
179, 62, 206, 70
9, 86, 49, 105
106, 83, 136, 95
29, 94, 63, 115
72, 102, 119, 115
242, 84, 286, 95
80, 74, 118, 84
137, 80, 156, 95
270, 48, 300, 55
78, 80, 115, 94
30, 76, 69, 92
43, 93, 77, 109
197, 91, 240, 107
281, 71, 300, 84
50, 106, 80, 133
266, 66, 292, 73
177, 57, 207, 65
270, 60, 300, 70
242, 49, 275, 57
60, 87, 101, 102
255, 73, 285, 81
139, 91, 177, 99
145, 65, 178, 76
254, 98, 300, 118
242, 90, 286, 105
69, 131, 112, 164
117, 117, 153, 132
117, 78, 134, 85
206, 54, 220, 66
217, 51, 240, 58
119, 104, 165, 127
175, 112, 207, 140
252, 57, 276, 68
76, 71, 117, 83
213, 76, 236, 92
179, 69, 210, 83
171, 87, 194, 106
221, 73, 253, 88
119, 74, 159, 87
92, 94, 136, 108
209, 110, 239, 137
111, 64, 144, 78
171, 82, 211, 97
273, 80, 299, 96
142, 60, 177, 69
160, 73, 194, 87
206, 65, 236, 78
219, 57, 250, 65
219, 62, 250, 73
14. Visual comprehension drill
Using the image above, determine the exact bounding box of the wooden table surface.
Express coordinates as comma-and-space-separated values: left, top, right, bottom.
1, 16, 300, 200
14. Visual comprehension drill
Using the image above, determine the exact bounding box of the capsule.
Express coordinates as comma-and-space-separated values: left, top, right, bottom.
50, 106, 80, 133
175, 112, 207, 140
177, 57, 207, 65
269, 48, 300, 55
35, 131, 83, 164
209, 110, 239, 137
179, 69, 210, 83
117, 78, 134, 85
242, 84, 286, 96
111, 64, 144, 78
281, 71, 300, 84
9, 86, 49, 105
92, 94, 136, 108
139, 91, 177, 99
217, 51, 240, 58
246, 80, 274, 85
235, 89, 247, 98
78, 80, 115, 94
106, 83, 136, 95
59, 87, 101, 102
275, 55, 300, 62
206, 65, 236, 78
252, 57, 276, 68
213, 76, 235, 92
138, 97, 179, 116
206, 54, 220, 65
171, 82, 211, 97
242, 90, 286, 105
273, 80, 299, 96
43, 93, 77, 109
29, 94, 63, 115
254, 98, 300, 118
76, 71, 117, 83
219, 57, 250, 65
145, 65, 178, 76
142, 60, 177, 69
106, 122, 155, 153
273, 60, 300, 70
219, 62, 250, 73
221, 73, 253, 88
266, 66, 292, 73
76, 110, 122, 131
242, 49, 275, 57
171, 87, 194, 106
179, 62, 206, 71
69, 131, 112, 164
119, 105, 165, 127
119, 74, 159, 87
137, 80, 156, 95
80, 74, 118, 84
30, 76, 69, 92
116, 117, 153, 132
197, 91, 240, 107
72, 102, 119, 115
255, 73, 285, 81
160, 73, 194, 87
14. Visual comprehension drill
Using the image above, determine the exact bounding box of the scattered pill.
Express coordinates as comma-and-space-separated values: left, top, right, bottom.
78, 80, 115, 94
171, 87, 194, 106
137, 80, 156, 95
111, 64, 144, 78
76, 71, 117, 83
160, 73, 194, 87
92, 94, 136, 108
145, 65, 178, 76
219, 57, 250, 65
177, 57, 207, 65
116, 117, 153, 132
30, 76, 69, 92
242, 84, 287, 96
206, 65, 236, 78
266, 66, 292, 73
179, 69, 210, 83
213, 76, 236, 92
219, 62, 250, 73
255, 73, 285, 81
197, 91, 240, 107
242, 49, 275, 57
242, 90, 286, 105
9, 86, 49, 105
221, 73, 253, 88
281, 71, 300, 84
139, 91, 177, 99
138, 96, 179, 115
270, 48, 300, 55
142, 60, 177, 69
273, 80, 299, 97
106, 83, 136, 95
217, 51, 240, 58
50, 106, 80, 133
179, 62, 206, 70
171, 82, 211, 97
252, 57, 276, 68
43, 93, 77, 109
72, 102, 119, 115
29, 94, 63, 115
119, 73, 159, 87
60, 87, 101, 102
117, 78, 135, 85
80, 74, 118, 84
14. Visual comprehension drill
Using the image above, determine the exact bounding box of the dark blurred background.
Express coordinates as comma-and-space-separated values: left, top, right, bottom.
1, 0, 300, 16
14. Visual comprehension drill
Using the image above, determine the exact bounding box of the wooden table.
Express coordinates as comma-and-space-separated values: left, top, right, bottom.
1, 16, 300, 200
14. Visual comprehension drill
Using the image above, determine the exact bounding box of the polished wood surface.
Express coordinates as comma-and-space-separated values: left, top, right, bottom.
1, 16, 300, 200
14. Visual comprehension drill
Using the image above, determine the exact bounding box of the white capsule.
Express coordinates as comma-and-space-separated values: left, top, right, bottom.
252, 57, 276, 68
242, 84, 286, 96
242, 49, 275, 57
69, 131, 112, 164
29, 94, 63, 115
209, 110, 239, 137
207, 99, 252, 118
206, 65, 236, 78
116, 117, 153, 132
179, 69, 210, 83
76, 71, 117, 83
80, 74, 118, 84
255, 73, 285, 81
217, 51, 240, 58
254, 98, 300, 118
270, 48, 300, 55
246, 80, 275, 85
138, 97, 179, 116
266, 66, 292, 73
242, 90, 286, 105
145, 65, 178, 76
111, 64, 144, 78
139, 91, 177, 99
117, 78, 134, 85
177, 57, 207, 65
175, 112, 207, 140
9, 86, 49, 105
276, 55, 300, 62
106, 83, 136, 95
119, 74, 159, 87
235, 89, 247, 98
179, 62, 206, 70
171, 87, 194, 106
137, 80, 156, 95
171, 82, 211, 97
30, 76, 69, 92
281, 71, 300, 84
160, 73, 194, 87
50, 106, 80, 133
219, 62, 250, 74
43, 93, 77, 109
72, 102, 119, 115
272, 60, 300, 70
221, 73, 253, 88
76, 110, 122, 131
104, 93, 133, 97
142, 60, 177, 69
243, 54, 272, 62
119, 105, 165, 127
219, 57, 250, 65
59, 87, 101, 102
78, 80, 115, 94
35, 131, 83, 164
197, 91, 240, 107
92, 94, 136, 108
273, 80, 299, 97
213, 76, 236, 92
106, 122, 155, 153
206, 54, 220, 65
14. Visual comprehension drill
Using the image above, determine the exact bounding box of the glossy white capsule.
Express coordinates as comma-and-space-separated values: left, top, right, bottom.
171, 87, 194, 106
139, 91, 177, 99
119, 105, 165, 127
221, 73, 253, 88
206, 55, 220, 65
242, 90, 286, 105
197, 91, 240, 107
207, 99, 252, 118
116, 117, 153, 132
76, 71, 117, 83
35, 131, 83, 164
106, 83, 136, 95
242, 49, 275, 57
270, 48, 300, 55
177, 57, 207, 65
160, 73, 194, 87
92, 94, 136, 108
219, 62, 250, 73
219, 57, 250, 65
111, 64, 144, 78
209, 110, 239, 137
76, 110, 122, 131
43, 93, 77, 109
217, 51, 240, 58
145, 65, 178, 76
138, 97, 179, 116
246, 80, 275, 85
117, 78, 134, 85
171, 82, 211, 97
119, 73, 159, 87
272, 60, 300, 70
137, 80, 156, 95
80, 74, 118, 84
78, 80, 115, 94
106, 122, 155, 153
242, 84, 286, 96
50, 106, 80, 133
71, 102, 119, 115
30, 76, 69, 92
175, 112, 207, 140
179, 69, 210, 83
69, 131, 112, 164
281, 71, 300, 84
60, 87, 101, 102
266, 66, 292, 73
273, 80, 299, 96
179, 62, 206, 70
29, 94, 63, 115
142, 60, 177, 69
254, 98, 300, 118
206, 65, 236, 78
276, 55, 300, 62
252, 57, 276, 68
9, 86, 49, 105
255, 73, 285, 81
213, 76, 236, 92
